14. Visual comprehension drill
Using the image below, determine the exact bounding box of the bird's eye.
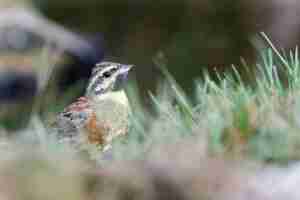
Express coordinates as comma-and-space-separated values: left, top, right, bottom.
103, 71, 111, 78
110, 67, 117, 72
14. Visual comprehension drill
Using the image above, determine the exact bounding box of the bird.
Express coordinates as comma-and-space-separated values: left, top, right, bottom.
52, 62, 133, 153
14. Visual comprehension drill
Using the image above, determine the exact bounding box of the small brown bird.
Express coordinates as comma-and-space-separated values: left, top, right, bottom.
53, 62, 133, 152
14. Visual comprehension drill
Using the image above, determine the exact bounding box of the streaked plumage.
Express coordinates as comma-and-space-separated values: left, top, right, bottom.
53, 62, 133, 152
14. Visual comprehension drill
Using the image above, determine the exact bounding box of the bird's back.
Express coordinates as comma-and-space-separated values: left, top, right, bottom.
52, 91, 130, 152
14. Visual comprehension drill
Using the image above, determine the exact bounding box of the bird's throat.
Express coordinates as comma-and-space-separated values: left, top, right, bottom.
93, 90, 129, 107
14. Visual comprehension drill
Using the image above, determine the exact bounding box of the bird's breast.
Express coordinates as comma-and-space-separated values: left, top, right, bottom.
90, 90, 130, 141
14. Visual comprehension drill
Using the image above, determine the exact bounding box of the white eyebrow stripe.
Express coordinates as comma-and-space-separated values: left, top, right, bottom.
92, 64, 118, 77
99, 65, 118, 75
96, 62, 114, 67
86, 65, 120, 96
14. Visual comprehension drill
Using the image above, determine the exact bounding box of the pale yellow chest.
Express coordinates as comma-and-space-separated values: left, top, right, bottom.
89, 90, 130, 144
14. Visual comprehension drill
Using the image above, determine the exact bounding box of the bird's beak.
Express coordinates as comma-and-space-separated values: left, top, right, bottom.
120, 64, 134, 73
114, 64, 133, 90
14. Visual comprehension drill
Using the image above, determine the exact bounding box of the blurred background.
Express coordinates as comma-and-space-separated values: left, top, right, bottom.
0, 0, 300, 130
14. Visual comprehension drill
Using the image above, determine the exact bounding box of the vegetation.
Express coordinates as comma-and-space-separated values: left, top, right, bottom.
0, 34, 298, 166
100, 33, 300, 164
1, 34, 300, 199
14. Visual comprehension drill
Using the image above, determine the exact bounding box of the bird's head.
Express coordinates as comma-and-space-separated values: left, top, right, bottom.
85, 62, 133, 97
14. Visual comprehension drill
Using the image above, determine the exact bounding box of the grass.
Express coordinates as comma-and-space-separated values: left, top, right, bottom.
2, 33, 300, 166
1, 34, 300, 199
102, 33, 300, 164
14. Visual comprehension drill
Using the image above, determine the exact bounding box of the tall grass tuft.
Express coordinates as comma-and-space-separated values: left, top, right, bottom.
103, 34, 300, 164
